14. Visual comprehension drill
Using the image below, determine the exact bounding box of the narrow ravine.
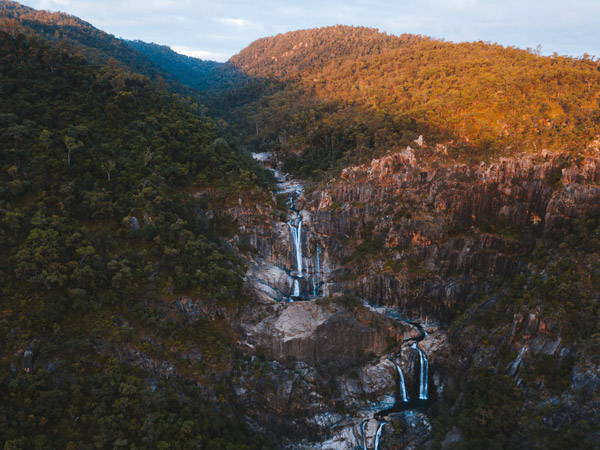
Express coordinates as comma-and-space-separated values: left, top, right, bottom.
251, 154, 435, 448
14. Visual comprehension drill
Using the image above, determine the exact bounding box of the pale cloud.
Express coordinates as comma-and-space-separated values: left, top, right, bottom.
219, 17, 252, 27
171, 46, 227, 61
446, 0, 476, 11
36, 0, 70, 8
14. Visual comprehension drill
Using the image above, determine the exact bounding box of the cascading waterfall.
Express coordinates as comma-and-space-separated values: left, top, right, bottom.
411, 343, 429, 400
361, 421, 367, 450
395, 364, 409, 403
313, 243, 322, 295
374, 422, 386, 450
286, 188, 307, 299
288, 215, 303, 277
253, 161, 436, 447
316, 243, 321, 274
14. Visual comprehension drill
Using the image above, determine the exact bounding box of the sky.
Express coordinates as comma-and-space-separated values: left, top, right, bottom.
21, 0, 600, 62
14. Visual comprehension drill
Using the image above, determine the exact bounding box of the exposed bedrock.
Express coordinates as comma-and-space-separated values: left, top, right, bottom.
301, 150, 600, 322
244, 301, 416, 366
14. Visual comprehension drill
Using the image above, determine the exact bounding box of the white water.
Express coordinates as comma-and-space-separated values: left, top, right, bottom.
361, 421, 367, 450
293, 279, 300, 297
396, 364, 409, 403
316, 243, 321, 274
411, 343, 429, 400
374, 422, 386, 450
288, 216, 303, 277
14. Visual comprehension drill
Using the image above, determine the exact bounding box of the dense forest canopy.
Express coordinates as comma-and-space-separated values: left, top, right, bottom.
126, 40, 222, 89
2, 2, 600, 448
0, 0, 167, 77
212, 26, 600, 179
0, 5, 274, 447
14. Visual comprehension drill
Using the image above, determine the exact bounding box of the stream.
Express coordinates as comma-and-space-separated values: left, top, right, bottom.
255, 155, 433, 449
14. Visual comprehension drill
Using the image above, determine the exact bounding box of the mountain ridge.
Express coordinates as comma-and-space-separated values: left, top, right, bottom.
2, 2, 600, 449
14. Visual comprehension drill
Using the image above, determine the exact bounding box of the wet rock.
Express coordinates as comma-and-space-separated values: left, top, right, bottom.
315, 423, 362, 450
247, 263, 295, 303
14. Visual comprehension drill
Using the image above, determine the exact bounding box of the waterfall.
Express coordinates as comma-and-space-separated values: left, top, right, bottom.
395, 364, 409, 403
361, 421, 367, 450
293, 279, 300, 297
316, 243, 321, 274
374, 422, 386, 450
411, 343, 429, 400
288, 216, 303, 277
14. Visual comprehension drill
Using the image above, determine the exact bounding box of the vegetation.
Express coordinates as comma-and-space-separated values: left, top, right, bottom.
3, 2, 600, 448
0, 0, 163, 78
0, 15, 273, 449
126, 40, 222, 89
203, 26, 600, 179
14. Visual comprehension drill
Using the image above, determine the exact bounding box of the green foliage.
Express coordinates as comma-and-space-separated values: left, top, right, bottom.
0, 30, 265, 302
345, 237, 385, 264
198, 26, 600, 180
0, 356, 274, 449
0, 24, 273, 449
0, 1, 166, 81
532, 354, 574, 394
126, 40, 222, 89
333, 293, 362, 310
433, 369, 522, 449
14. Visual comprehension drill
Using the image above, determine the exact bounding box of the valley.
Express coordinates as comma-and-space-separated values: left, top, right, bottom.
1, 2, 600, 448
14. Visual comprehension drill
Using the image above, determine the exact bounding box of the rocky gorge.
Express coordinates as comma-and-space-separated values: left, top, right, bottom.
225, 140, 600, 448
3, 7, 600, 448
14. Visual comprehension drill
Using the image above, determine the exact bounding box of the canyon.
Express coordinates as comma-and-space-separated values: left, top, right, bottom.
2, 5, 600, 447
227, 140, 600, 448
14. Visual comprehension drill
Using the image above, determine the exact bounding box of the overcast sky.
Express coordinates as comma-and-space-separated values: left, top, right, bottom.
21, 0, 600, 62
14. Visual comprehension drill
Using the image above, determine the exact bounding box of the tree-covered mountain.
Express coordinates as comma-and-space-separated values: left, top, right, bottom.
126, 40, 222, 89
0, 4, 275, 448
208, 25, 600, 449
0, 0, 169, 77
216, 26, 600, 179
3, 2, 600, 449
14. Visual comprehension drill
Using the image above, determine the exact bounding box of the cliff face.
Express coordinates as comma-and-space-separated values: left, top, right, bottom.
245, 301, 413, 366
228, 142, 600, 448
302, 146, 600, 321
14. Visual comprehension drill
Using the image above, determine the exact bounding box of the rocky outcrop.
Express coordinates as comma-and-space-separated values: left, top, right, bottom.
245, 301, 415, 366
232, 297, 447, 445
301, 149, 600, 323
229, 146, 600, 448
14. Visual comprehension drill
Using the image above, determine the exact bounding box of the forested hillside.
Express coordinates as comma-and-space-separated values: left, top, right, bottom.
3, 2, 600, 448
0, 16, 274, 450
218, 26, 600, 179
126, 40, 222, 89
0, 0, 170, 77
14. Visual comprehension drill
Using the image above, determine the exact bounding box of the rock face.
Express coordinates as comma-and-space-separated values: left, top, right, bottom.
232, 171, 340, 303
246, 301, 412, 366
229, 146, 600, 448
232, 297, 436, 445
301, 149, 600, 323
